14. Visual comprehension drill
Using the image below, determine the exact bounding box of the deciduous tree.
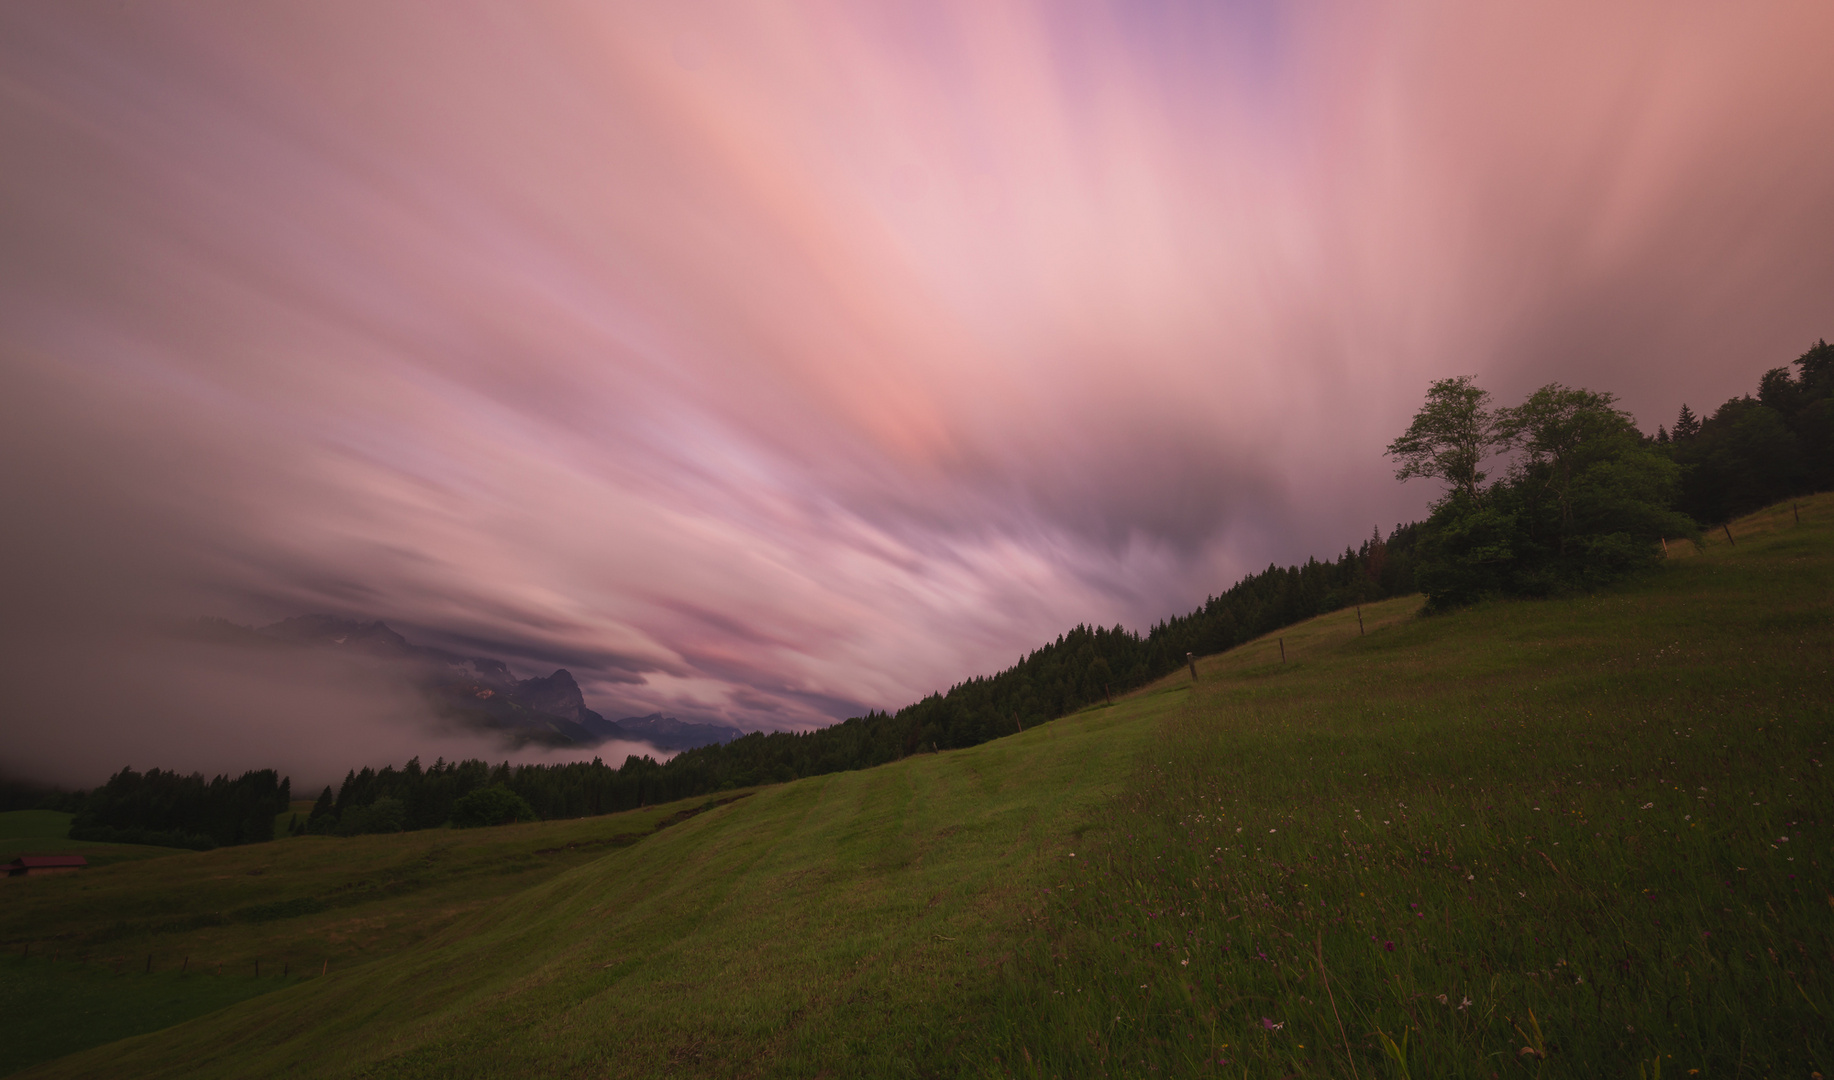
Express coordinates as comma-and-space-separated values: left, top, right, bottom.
1494, 383, 1637, 541
1385, 376, 1504, 503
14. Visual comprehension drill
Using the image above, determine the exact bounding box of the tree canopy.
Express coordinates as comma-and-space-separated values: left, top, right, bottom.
1384, 376, 1504, 502
1396, 340, 1834, 609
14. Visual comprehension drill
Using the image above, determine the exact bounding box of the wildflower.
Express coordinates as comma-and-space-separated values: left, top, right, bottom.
1181, 959, 1188, 966
1458, 997, 1472, 1011
1435, 994, 1448, 1004
1261, 1017, 1284, 1030
1384, 941, 1394, 951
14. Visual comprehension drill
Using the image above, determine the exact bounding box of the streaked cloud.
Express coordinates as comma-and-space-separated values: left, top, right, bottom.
2, 1, 1829, 783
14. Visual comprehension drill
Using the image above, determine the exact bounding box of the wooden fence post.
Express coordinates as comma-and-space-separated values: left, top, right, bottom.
1722, 524, 1735, 547
1186, 652, 1197, 681
1660, 537, 1669, 557
1794, 501, 1801, 525
1279, 638, 1286, 663
1356, 605, 1365, 636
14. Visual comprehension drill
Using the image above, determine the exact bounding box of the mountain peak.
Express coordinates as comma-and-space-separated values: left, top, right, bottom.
508, 669, 590, 723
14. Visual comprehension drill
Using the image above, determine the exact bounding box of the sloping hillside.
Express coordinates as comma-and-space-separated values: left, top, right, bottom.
18, 495, 1831, 1078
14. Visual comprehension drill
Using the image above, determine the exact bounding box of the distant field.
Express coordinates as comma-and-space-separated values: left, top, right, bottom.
275, 799, 318, 838
0, 796, 743, 976
0, 810, 78, 839
10, 494, 1831, 1078
0, 794, 761, 1075
0, 811, 189, 870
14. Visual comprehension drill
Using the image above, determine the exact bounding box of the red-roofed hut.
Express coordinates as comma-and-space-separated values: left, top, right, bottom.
6, 855, 88, 877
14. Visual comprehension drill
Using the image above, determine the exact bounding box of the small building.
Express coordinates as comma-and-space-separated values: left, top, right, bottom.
6, 855, 88, 877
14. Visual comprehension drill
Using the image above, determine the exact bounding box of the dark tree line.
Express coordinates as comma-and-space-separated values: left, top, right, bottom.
68, 768, 290, 850
1661, 339, 1834, 524
35, 524, 1425, 840
301, 524, 1423, 827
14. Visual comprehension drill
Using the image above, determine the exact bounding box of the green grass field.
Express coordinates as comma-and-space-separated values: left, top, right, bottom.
1, 810, 190, 870
1, 797, 751, 979
983, 496, 1831, 1077
7, 495, 1829, 1078
0, 955, 290, 1077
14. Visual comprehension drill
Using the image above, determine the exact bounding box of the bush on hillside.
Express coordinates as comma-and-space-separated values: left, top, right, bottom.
450, 785, 537, 828
335, 795, 407, 836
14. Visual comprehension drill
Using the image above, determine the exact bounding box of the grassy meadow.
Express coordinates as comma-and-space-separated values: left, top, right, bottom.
5, 495, 1829, 1078
0, 954, 290, 1077
0, 797, 751, 982
1, 810, 190, 870
984, 495, 1831, 1077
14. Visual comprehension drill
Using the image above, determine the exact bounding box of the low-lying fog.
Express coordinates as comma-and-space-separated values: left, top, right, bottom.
3, 625, 664, 793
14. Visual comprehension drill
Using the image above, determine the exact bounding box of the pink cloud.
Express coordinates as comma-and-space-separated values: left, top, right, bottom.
1, 1, 1830, 782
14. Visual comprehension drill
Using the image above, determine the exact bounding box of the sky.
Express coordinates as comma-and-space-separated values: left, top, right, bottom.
3, 1, 1831, 787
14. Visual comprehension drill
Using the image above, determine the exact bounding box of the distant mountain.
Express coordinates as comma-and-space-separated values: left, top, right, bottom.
192, 615, 747, 753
